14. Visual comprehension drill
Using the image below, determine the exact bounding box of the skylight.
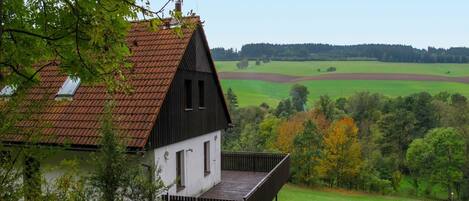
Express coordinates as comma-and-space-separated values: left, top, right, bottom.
57, 76, 81, 97
0, 85, 16, 97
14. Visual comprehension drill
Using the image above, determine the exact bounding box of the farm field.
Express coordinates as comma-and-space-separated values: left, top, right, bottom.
220, 79, 469, 107
216, 61, 469, 77
278, 184, 423, 201
216, 61, 469, 107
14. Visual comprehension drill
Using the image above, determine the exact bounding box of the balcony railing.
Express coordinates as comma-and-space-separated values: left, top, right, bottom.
162, 152, 290, 201
221, 152, 291, 201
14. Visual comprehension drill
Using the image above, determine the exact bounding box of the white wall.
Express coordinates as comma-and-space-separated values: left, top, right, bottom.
34, 130, 221, 197
152, 130, 221, 197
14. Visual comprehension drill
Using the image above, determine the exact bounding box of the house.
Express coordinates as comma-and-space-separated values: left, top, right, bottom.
0, 12, 290, 201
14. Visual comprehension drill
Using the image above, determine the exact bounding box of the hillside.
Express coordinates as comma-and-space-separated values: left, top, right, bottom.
216, 61, 469, 107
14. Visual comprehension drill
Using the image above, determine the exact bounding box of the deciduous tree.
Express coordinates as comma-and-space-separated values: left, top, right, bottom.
319, 117, 362, 187
290, 84, 309, 112
407, 128, 466, 200
291, 120, 323, 185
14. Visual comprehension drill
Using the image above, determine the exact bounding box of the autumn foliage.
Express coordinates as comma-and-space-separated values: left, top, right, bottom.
318, 117, 362, 187
275, 110, 328, 153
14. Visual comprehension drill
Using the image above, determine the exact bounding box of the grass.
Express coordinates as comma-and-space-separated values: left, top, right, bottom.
397, 177, 447, 200
216, 61, 469, 77
220, 79, 469, 107
278, 184, 423, 201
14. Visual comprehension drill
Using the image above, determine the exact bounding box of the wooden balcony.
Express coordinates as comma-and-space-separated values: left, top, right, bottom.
163, 152, 290, 201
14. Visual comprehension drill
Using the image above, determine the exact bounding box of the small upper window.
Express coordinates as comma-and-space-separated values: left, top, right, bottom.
57, 76, 81, 97
0, 85, 16, 97
198, 80, 205, 108
184, 80, 193, 110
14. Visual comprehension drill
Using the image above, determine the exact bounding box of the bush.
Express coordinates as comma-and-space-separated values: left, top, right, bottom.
256, 59, 261, 66
236, 59, 249, 69
326, 67, 337, 72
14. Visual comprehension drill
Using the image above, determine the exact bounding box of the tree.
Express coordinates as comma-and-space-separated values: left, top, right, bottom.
315, 95, 335, 122
346, 92, 382, 140
255, 59, 261, 66
275, 111, 328, 153
228, 106, 266, 151
290, 84, 309, 112
401, 92, 438, 138
0, 86, 50, 200
451, 93, 467, 107
90, 101, 166, 201
0, 0, 187, 92
274, 99, 294, 118
378, 109, 417, 170
236, 59, 249, 69
319, 117, 362, 187
407, 128, 466, 200
225, 88, 239, 114
258, 115, 281, 151
335, 97, 347, 111
291, 120, 323, 185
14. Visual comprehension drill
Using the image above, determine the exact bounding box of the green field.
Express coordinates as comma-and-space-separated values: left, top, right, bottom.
278, 184, 423, 201
216, 61, 469, 77
220, 79, 469, 107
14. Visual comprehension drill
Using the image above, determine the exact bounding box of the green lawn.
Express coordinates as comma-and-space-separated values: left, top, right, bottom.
216, 61, 469, 77
220, 79, 469, 107
278, 184, 423, 201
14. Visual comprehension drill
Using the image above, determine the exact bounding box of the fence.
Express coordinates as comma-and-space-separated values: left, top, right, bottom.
162, 152, 290, 201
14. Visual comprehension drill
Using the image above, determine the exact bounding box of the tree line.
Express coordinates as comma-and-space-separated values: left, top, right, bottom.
224, 87, 469, 200
212, 44, 469, 63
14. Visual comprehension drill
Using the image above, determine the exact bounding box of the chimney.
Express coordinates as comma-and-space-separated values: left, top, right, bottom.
175, 0, 183, 12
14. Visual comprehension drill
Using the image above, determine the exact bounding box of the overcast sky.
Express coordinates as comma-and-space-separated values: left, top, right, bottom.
151, 0, 469, 50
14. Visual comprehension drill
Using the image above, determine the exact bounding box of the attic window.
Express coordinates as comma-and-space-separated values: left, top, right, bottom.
56, 76, 81, 99
184, 80, 193, 110
0, 85, 16, 97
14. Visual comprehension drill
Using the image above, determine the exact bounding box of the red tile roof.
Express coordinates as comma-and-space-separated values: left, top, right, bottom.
3, 17, 202, 150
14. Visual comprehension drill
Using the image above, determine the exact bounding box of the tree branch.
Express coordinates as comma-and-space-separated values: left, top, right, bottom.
3, 28, 69, 41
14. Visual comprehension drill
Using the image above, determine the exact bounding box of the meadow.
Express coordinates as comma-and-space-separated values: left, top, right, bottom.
216, 61, 469, 77
278, 176, 447, 201
279, 184, 422, 201
220, 79, 469, 107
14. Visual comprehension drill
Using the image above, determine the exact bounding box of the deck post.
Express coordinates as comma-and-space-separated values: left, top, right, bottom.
275, 194, 278, 201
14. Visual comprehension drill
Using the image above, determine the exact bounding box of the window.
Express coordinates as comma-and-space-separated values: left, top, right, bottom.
184, 80, 192, 109
198, 80, 205, 108
204, 141, 210, 175
176, 150, 185, 190
0, 85, 16, 97
57, 76, 81, 98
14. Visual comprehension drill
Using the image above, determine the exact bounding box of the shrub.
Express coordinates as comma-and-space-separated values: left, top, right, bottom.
326, 67, 337, 72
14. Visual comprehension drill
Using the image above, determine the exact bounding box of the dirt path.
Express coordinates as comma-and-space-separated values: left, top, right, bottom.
218, 72, 469, 84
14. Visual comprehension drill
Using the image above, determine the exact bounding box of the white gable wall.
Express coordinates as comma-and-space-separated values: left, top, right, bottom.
152, 130, 221, 196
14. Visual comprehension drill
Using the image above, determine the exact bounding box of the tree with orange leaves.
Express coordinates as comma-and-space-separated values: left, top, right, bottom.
275, 110, 328, 153
319, 117, 362, 187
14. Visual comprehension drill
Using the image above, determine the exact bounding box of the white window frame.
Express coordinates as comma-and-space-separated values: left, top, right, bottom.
204, 141, 211, 175
176, 150, 185, 190
56, 76, 81, 98
0, 85, 16, 97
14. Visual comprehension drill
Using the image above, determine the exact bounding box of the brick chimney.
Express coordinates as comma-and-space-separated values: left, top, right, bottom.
175, 0, 183, 12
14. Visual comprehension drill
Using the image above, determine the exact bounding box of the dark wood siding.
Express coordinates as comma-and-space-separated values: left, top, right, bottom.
147, 27, 230, 149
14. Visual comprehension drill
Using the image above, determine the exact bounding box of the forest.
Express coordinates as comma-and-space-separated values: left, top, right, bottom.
223, 87, 469, 201
212, 44, 469, 63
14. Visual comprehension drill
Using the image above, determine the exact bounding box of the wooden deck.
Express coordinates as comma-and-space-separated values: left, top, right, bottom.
200, 171, 268, 200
